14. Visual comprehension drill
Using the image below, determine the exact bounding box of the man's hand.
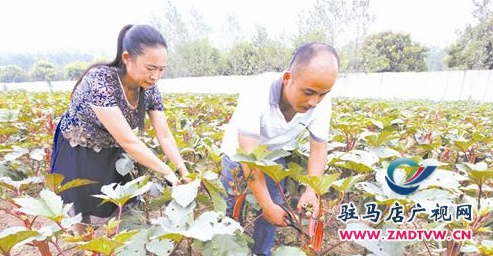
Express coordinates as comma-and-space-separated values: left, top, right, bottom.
262, 203, 289, 227
297, 188, 319, 219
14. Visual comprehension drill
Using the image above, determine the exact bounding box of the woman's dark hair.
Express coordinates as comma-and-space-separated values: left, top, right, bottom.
72, 24, 168, 137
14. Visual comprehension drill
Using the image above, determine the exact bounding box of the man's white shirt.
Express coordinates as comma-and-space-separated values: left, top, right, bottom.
220, 72, 332, 156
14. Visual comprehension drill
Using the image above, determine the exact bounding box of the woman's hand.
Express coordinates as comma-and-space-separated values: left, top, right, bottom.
178, 165, 193, 183
163, 172, 180, 186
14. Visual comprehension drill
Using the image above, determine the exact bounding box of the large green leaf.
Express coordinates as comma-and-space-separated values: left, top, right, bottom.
201, 234, 250, 256
0, 108, 20, 122
0, 227, 39, 255
3, 145, 28, 161
154, 200, 196, 234
231, 145, 290, 164
256, 162, 303, 184
452, 139, 474, 152
145, 238, 175, 256
369, 146, 401, 159
333, 150, 378, 173
273, 246, 307, 256
0, 176, 43, 193
172, 179, 201, 207
177, 211, 243, 241
295, 173, 340, 196
14, 189, 71, 222
115, 228, 175, 256
202, 177, 227, 212
457, 162, 493, 186
79, 237, 125, 255
332, 174, 367, 193
93, 176, 152, 207
44, 173, 97, 194
115, 153, 136, 176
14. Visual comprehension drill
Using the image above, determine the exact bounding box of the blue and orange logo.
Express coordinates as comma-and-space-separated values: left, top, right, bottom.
385, 158, 437, 195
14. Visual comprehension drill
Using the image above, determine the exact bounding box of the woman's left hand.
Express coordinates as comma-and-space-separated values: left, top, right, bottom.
179, 168, 193, 184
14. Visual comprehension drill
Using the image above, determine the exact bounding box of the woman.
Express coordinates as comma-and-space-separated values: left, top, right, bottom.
50, 24, 189, 234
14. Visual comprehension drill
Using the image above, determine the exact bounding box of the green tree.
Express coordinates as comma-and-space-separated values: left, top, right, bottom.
444, 16, 493, 70
251, 25, 291, 73
30, 60, 58, 91
358, 31, 428, 72
170, 39, 221, 77
427, 47, 446, 71
64, 61, 90, 80
0, 65, 28, 83
157, 0, 190, 45
154, 0, 222, 77
293, 0, 374, 72
221, 42, 257, 75
472, 0, 492, 22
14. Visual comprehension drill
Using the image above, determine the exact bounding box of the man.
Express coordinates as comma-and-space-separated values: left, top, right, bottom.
220, 42, 339, 256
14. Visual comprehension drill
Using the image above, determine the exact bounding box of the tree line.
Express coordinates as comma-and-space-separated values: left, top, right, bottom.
0, 0, 492, 83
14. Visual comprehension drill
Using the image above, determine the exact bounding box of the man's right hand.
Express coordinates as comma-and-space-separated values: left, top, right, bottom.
262, 203, 289, 227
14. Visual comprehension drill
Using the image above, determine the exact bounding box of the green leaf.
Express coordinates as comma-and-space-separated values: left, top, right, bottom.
29, 148, 45, 161
457, 162, 493, 186
59, 178, 98, 194
0, 228, 39, 255
0, 176, 43, 193
334, 161, 374, 173
295, 173, 340, 196
44, 173, 64, 191
202, 234, 250, 256
79, 237, 124, 255
172, 179, 201, 207
146, 238, 175, 255
115, 153, 135, 176
114, 230, 139, 243
202, 178, 227, 212
14, 189, 70, 222
115, 230, 149, 256
369, 146, 401, 159
265, 149, 291, 162
363, 130, 398, 147
231, 145, 290, 164
154, 200, 196, 233
468, 169, 493, 187
4, 145, 29, 161
251, 144, 270, 159
93, 176, 152, 207
452, 139, 474, 152
44, 173, 97, 194
417, 169, 467, 190
177, 211, 243, 241
334, 150, 378, 173
273, 246, 307, 256
258, 162, 302, 184
333, 174, 367, 193
0, 108, 20, 122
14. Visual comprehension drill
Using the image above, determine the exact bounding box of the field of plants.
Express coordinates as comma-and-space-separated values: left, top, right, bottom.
1, 90, 493, 256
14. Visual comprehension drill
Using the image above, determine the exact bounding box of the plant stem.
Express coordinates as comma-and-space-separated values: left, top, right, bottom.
115, 205, 123, 234
477, 183, 483, 212
412, 222, 432, 256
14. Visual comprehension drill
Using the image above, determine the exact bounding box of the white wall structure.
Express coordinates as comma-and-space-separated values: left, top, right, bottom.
332, 70, 493, 101
3, 70, 493, 102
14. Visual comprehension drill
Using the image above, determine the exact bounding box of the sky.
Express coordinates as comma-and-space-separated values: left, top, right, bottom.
0, 0, 478, 55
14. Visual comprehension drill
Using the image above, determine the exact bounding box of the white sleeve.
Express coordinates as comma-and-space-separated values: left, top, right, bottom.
234, 87, 262, 139
307, 96, 332, 142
